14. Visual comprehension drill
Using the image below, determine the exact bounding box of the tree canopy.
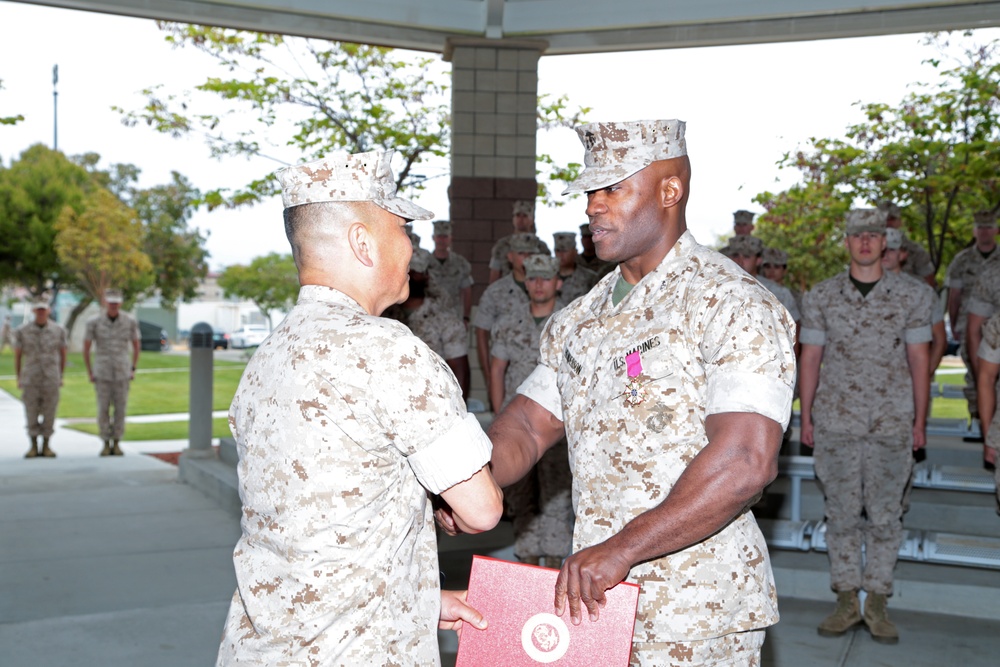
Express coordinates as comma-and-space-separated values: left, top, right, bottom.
1, 79, 23, 126
216, 252, 298, 328
757, 35, 1000, 289
117, 24, 588, 209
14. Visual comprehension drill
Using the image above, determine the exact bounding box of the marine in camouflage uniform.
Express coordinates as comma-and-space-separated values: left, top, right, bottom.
800, 208, 933, 644
383, 250, 470, 397
552, 231, 598, 304
217, 150, 502, 666
878, 201, 937, 285
975, 313, 1000, 506
944, 211, 1000, 420
427, 220, 474, 321
14, 301, 67, 458
473, 233, 538, 399
728, 235, 801, 323
762, 247, 803, 319
576, 222, 615, 277
487, 120, 796, 666
488, 200, 551, 283
490, 255, 573, 568
83, 289, 140, 456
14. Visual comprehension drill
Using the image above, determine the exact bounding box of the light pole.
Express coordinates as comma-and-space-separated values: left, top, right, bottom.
52, 64, 58, 151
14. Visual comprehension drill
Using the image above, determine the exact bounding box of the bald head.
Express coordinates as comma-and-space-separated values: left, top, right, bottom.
285, 201, 375, 271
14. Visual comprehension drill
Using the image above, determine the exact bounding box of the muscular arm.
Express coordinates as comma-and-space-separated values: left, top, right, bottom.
438, 464, 504, 534
488, 393, 566, 487
907, 341, 931, 450
461, 286, 472, 322
488, 356, 508, 415
977, 360, 1000, 441
797, 344, 824, 447
554, 411, 783, 625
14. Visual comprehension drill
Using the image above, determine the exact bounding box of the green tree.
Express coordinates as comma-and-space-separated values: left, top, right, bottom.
770, 36, 1000, 284
117, 24, 589, 209
217, 252, 298, 328
0, 144, 93, 296
54, 188, 155, 333
1, 79, 24, 126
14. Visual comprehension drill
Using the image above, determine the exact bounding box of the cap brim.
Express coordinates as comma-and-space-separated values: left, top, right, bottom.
379, 197, 433, 222
561, 161, 649, 195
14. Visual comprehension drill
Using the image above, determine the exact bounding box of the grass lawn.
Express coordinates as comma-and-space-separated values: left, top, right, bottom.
0, 351, 246, 418
65, 417, 233, 441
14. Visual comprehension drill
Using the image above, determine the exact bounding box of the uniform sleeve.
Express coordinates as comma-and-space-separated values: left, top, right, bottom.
84, 318, 97, 343
59, 325, 68, 349
488, 240, 507, 272
459, 257, 474, 289
11, 326, 22, 350
904, 284, 934, 344
372, 333, 491, 495
130, 317, 141, 341
700, 286, 797, 428
979, 315, 1000, 364
490, 324, 514, 362
440, 313, 468, 360
799, 286, 827, 346
968, 266, 1000, 318
472, 284, 498, 330
943, 254, 963, 289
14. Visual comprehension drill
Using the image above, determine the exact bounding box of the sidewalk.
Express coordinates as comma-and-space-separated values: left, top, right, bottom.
2, 388, 999, 666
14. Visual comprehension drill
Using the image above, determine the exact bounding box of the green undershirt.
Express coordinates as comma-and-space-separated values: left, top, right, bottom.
850, 275, 879, 298
612, 275, 635, 306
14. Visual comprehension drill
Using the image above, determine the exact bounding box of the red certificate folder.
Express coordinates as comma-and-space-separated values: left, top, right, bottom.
456, 555, 640, 666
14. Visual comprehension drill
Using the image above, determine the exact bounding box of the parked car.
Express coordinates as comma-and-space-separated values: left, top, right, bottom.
212, 330, 230, 350
138, 320, 169, 352
230, 325, 270, 349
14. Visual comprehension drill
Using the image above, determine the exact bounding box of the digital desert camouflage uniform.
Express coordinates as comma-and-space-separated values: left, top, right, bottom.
492, 298, 573, 564
383, 292, 468, 362
801, 270, 933, 595
473, 270, 530, 335
557, 265, 597, 304
900, 235, 935, 281
517, 231, 796, 658
218, 285, 492, 666
427, 251, 473, 318
977, 313, 1000, 500
967, 260, 1000, 331
946, 239, 1000, 413
84, 311, 139, 441
489, 236, 551, 279
757, 275, 800, 322
14, 318, 67, 439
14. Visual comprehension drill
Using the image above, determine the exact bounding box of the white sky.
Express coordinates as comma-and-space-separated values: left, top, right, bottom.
2, 1, 997, 270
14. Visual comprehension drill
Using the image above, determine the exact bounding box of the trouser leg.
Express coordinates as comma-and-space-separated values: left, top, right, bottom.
110, 380, 129, 441
22, 384, 43, 438
96, 380, 113, 440
38, 383, 60, 438
814, 431, 864, 592
861, 435, 912, 594
960, 342, 978, 418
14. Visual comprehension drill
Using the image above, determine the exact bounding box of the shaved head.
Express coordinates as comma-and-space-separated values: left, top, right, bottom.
284, 201, 379, 271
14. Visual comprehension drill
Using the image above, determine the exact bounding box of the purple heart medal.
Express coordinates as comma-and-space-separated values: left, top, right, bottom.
623, 351, 646, 406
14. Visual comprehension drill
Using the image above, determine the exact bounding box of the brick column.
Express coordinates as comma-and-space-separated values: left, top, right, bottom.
444, 38, 547, 302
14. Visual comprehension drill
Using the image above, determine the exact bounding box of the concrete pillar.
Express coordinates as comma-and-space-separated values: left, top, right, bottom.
444, 38, 547, 301
186, 321, 214, 458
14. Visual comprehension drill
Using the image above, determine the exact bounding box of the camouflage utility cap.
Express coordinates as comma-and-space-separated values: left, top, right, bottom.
729, 235, 763, 257
409, 248, 432, 273
579, 223, 593, 237
762, 247, 788, 266
553, 232, 577, 252
523, 254, 560, 279
31, 300, 50, 311
733, 210, 755, 226
277, 150, 432, 222
877, 200, 901, 219
846, 208, 887, 235
104, 289, 124, 304
563, 119, 687, 195
513, 200, 535, 216
974, 210, 998, 227
885, 228, 904, 250
432, 220, 453, 236
509, 233, 541, 254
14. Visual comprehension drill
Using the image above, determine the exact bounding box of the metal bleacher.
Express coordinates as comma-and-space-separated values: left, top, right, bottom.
758, 443, 1000, 570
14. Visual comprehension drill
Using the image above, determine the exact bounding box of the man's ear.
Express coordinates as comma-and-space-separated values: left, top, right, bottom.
660, 175, 685, 209
347, 222, 375, 268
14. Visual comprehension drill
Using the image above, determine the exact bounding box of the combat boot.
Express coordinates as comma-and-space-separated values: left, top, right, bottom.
24, 436, 39, 459
100, 440, 111, 456
863, 593, 899, 644
817, 590, 861, 637
111, 440, 124, 456
41, 437, 56, 458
